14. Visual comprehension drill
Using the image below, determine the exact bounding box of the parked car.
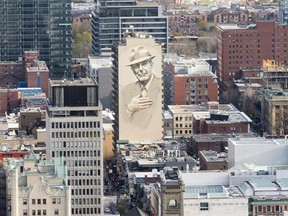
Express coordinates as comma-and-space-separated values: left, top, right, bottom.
104, 207, 111, 213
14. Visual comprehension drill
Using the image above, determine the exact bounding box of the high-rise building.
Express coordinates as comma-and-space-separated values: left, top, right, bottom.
46, 77, 104, 215
92, 0, 168, 57
0, 0, 72, 78
217, 22, 288, 82
112, 31, 163, 141
279, 0, 288, 24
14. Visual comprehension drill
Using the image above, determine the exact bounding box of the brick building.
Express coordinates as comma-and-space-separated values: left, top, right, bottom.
167, 102, 252, 139
166, 11, 207, 33
217, 22, 288, 82
189, 134, 229, 157
0, 51, 49, 116
212, 8, 249, 24
198, 150, 228, 170
24, 51, 49, 96
164, 57, 218, 107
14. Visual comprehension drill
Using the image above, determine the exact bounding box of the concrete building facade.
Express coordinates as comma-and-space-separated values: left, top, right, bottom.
6, 153, 70, 216
261, 88, 288, 136
46, 78, 104, 215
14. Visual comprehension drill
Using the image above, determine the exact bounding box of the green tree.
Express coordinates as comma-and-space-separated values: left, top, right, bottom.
198, 21, 208, 31
72, 31, 92, 58
117, 204, 127, 216
209, 25, 216, 32
196, 39, 208, 53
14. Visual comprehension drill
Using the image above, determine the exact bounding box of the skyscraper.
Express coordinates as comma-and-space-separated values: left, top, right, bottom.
279, 0, 288, 25
0, 0, 72, 78
46, 78, 103, 215
92, 0, 168, 56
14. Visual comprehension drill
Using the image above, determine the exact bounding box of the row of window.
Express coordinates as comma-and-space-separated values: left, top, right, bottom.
52, 150, 101, 158
68, 178, 101, 186
175, 129, 192, 135
72, 208, 100, 215
71, 188, 101, 196
175, 123, 192, 128
23, 209, 59, 216
51, 130, 101, 139
52, 121, 100, 129
23, 198, 61, 205
71, 198, 101, 205
175, 116, 192, 121
66, 159, 101, 167
51, 141, 101, 149
255, 204, 287, 213
67, 169, 101, 177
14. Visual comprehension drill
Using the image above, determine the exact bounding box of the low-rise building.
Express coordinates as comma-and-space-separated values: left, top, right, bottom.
199, 150, 228, 170
261, 88, 288, 136
228, 137, 288, 169
212, 7, 249, 24
167, 102, 252, 139
5, 152, 71, 216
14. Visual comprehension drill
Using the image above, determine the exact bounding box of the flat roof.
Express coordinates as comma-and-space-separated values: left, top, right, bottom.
184, 185, 228, 199
250, 178, 278, 190
50, 77, 96, 87
229, 137, 288, 146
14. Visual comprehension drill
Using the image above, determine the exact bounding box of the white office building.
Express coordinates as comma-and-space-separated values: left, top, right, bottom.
46, 78, 104, 215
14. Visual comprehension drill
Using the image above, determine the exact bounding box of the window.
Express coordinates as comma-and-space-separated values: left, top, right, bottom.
32, 199, 36, 205
37, 199, 41, 204
57, 198, 61, 204
43, 210, 47, 215
52, 198, 56, 204
168, 199, 177, 208
32, 210, 36, 216
23, 199, 27, 205
43, 199, 46, 204
37, 210, 41, 215
54, 209, 59, 215
200, 202, 209, 211
23, 210, 28, 216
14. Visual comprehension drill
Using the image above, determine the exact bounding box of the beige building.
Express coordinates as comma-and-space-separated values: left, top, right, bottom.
46, 78, 104, 215
261, 88, 288, 136
112, 31, 163, 142
6, 151, 71, 216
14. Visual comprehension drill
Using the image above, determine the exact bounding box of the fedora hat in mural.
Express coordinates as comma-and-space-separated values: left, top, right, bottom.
127, 46, 155, 66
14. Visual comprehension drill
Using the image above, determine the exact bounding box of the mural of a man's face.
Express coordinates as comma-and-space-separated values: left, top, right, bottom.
131, 59, 153, 84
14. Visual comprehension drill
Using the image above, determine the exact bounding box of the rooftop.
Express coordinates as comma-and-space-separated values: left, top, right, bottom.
50, 77, 97, 87
229, 137, 288, 146
184, 185, 229, 199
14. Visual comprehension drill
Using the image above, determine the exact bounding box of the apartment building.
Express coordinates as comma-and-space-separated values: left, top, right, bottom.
164, 57, 218, 107
217, 22, 288, 82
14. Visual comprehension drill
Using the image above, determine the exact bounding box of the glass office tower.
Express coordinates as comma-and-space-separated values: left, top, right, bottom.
0, 0, 72, 78
92, 0, 168, 56
280, 0, 288, 25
